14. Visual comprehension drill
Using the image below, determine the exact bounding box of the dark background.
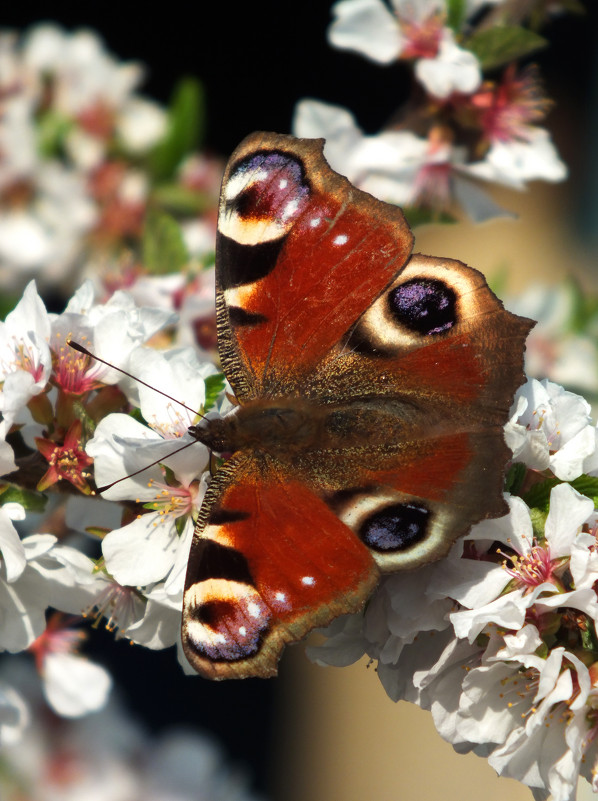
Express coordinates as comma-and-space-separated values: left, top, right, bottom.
3, 2, 598, 797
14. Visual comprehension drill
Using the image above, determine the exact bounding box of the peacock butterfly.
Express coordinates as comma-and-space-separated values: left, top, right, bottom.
182, 132, 533, 680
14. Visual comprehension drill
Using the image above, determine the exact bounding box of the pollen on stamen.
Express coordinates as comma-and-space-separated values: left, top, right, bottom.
83, 581, 142, 639
145, 481, 195, 521
52, 331, 100, 394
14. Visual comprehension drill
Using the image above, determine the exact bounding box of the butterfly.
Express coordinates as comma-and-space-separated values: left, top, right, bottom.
182, 132, 533, 680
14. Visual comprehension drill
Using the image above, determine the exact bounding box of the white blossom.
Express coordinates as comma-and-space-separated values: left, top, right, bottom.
505, 379, 598, 480
294, 99, 512, 221
87, 346, 215, 587
0, 281, 51, 429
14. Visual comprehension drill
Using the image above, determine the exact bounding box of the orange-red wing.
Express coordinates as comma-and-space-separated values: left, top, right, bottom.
182, 457, 379, 679
215, 133, 413, 399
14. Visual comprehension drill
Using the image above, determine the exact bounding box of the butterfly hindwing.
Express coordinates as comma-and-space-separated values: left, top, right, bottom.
182, 455, 378, 679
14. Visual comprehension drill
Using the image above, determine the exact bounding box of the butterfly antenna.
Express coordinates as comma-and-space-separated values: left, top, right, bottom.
67, 340, 206, 421
95, 438, 199, 493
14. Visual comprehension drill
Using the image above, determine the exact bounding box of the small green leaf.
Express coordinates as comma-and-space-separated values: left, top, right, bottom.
204, 373, 225, 412
522, 477, 558, 512
466, 26, 547, 71
37, 110, 73, 158
129, 407, 148, 426
151, 183, 215, 215
580, 618, 598, 653
523, 475, 598, 514
446, 0, 466, 32
563, 276, 598, 335
570, 475, 598, 505
505, 461, 527, 494
402, 207, 457, 228
175, 515, 188, 536
529, 506, 548, 539
0, 486, 47, 513
0, 292, 22, 322
148, 77, 205, 181
142, 211, 189, 274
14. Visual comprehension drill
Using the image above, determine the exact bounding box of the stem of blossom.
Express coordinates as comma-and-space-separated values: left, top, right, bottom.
56, 389, 76, 429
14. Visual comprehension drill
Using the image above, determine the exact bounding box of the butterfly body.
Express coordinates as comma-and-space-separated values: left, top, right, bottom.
182, 132, 533, 680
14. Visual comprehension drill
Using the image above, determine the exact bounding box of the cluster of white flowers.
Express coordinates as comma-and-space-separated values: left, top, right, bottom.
0, 24, 220, 295
309, 377, 598, 801
294, 0, 567, 221
0, 278, 223, 734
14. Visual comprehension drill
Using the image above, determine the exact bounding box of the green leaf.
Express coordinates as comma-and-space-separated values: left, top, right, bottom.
446, 0, 466, 32
505, 461, 527, 495
129, 407, 148, 426
151, 183, 215, 215
564, 276, 598, 335
466, 26, 547, 71
523, 475, 598, 513
522, 477, 558, 511
142, 211, 189, 274
148, 77, 205, 181
37, 110, 73, 158
0, 292, 22, 322
570, 475, 598, 505
402, 207, 457, 228
204, 373, 225, 412
529, 506, 548, 539
0, 486, 47, 513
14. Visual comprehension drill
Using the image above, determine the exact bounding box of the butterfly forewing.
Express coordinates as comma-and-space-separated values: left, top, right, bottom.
215, 132, 414, 399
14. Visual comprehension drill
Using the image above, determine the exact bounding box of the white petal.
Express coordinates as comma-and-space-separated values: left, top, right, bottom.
86, 413, 164, 501
328, 0, 402, 63
415, 33, 481, 99
102, 513, 179, 586
430, 557, 509, 608
117, 98, 167, 152
549, 425, 597, 481
0, 211, 51, 268
43, 652, 112, 717
126, 588, 180, 649
0, 508, 26, 582
0, 681, 29, 745
544, 483, 594, 559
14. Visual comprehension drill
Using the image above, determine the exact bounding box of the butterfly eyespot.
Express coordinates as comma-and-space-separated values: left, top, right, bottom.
183, 578, 271, 663
389, 278, 457, 336
359, 503, 431, 552
220, 150, 311, 246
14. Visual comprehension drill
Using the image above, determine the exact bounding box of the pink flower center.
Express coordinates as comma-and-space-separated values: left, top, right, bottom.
503, 543, 554, 588
84, 581, 141, 638
145, 479, 195, 520
471, 67, 549, 144
51, 332, 100, 395
4, 339, 46, 383
399, 12, 444, 60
